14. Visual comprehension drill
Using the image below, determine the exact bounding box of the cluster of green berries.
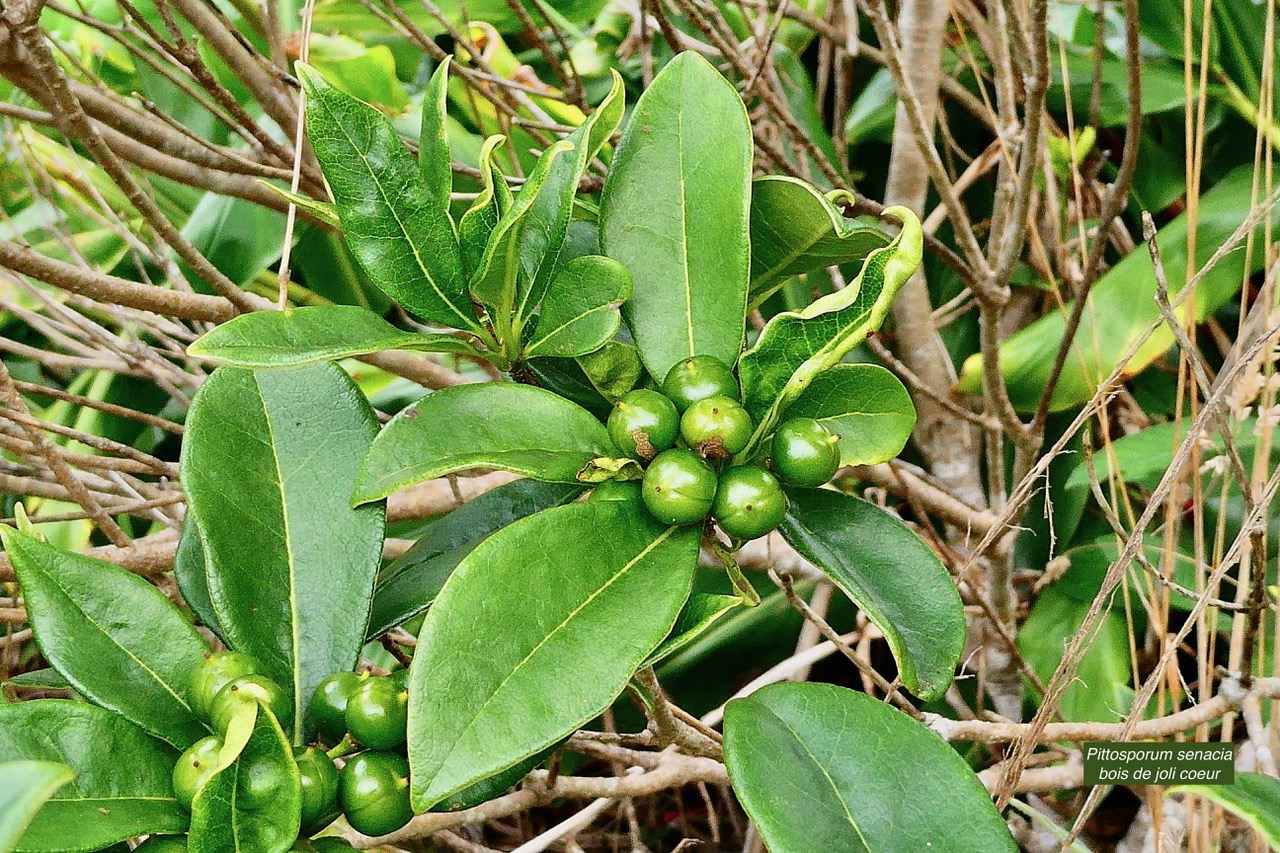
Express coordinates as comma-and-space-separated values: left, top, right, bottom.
602, 355, 842, 539
168, 650, 414, 845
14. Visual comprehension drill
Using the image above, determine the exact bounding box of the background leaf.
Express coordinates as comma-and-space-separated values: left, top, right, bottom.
408, 500, 699, 809
723, 682, 1017, 853
784, 363, 915, 467
1172, 772, 1280, 847
354, 383, 614, 503
182, 364, 384, 744
0, 701, 186, 852
600, 51, 752, 382
523, 255, 632, 358
780, 489, 964, 700
1, 526, 209, 747
0, 761, 74, 853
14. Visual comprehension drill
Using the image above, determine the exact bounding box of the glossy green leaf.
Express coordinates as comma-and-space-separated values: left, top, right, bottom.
0, 761, 74, 853
174, 514, 225, 643
459, 135, 512, 277
0, 526, 209, 747
523, 256, 632, 358
367, 479, 584, 638
299, 64, 479, 333
420, 58, 453, 203
0, 701, 186, 852
408, 500, 700, 809
748, 177, 891, 306
957, 168, 1280, 411
188, 703, 301, 853
181, 364, 384, 744
644, 593, 740, 666
785, 364, 915, 467
515, 71, 624, 325
525, 340, 643, 418
188, 305, 484, 368
737, 207, 922, 433
308, 34, 408, 112
353, 383, 614, 503
600, 51, 752, 382
780, 489, 964, 701
723, 682, 1017, 853
1, 669, 68, 690
1173, 772, 1280, 847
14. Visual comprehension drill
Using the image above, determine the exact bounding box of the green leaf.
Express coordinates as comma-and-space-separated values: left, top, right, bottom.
1172, 772, 1280, 847
458, 135, 511, 277
0, 526, 209, 748
779, 489, 964, 701
514, 71, 625, 325
308, 34, 409, 112
367, 479, 583, 638
181, 193, 286, 287
181, 364, 384, 744
522, 256, 632, 358
188, 305, 485, 368
353, 382, 614, 504
600, 51, 752, 382
957, 167, 1280, 411
188, 703, 301, 853
0, 701, 186, 852
299, 64, 479, 334
1, 669, 68, 690
408, 500, 700, 809
0, 761, 74, 853
737, 206, 921, 432
723, 682, 1017, 853
644, 593, 740, 666
174, 514, 225, 642
748, 177, 891, 306
784, 364, 915, 467
525, 340, 642, 418
419, 57, 453, 203
255, 181, 340, 229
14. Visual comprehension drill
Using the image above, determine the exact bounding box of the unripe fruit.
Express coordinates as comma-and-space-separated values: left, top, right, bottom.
188, 651, 260, 721
771, 417, 841, 487
210, 674, 292, 734
345, 676, 408, 750
641, 449, 717, 525
680, 395, 753, 457
607, 389, 679, 459
172, 735, 222, 810
662, 355, 739, 412
713, 465, 788, 540
339, 751, 414, 837
588, 479, 642, 503
309, 671, 361, 744
295, 745, 340, 830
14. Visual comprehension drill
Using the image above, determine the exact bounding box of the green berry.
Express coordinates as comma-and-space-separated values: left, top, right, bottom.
345, 676, 408, 750
309, 671, 361, 744
188, 651, 260, 721
607, 389, 680, 459
641, 449, 717, 525
339, 751, 414, 837
295, 745, 340, 831
680, 395, 753, 457
588, 479, 643, 503
210, 674, 292, 734
134, 837, 189, 852
771, 417, 841, 487
661, 355, 739, 412
712, 465, 787, 540
172, 735, 222, 810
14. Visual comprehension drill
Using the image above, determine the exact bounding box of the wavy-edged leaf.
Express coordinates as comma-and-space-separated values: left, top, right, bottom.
0, 761, 74, 853
779, 489, 963, 700
785, 364, 915, 467
723, 683, 1017, 853
188, 703, 301, 853
299, 64, 479, 333
738, 206, 922, 430
515, 71, 625, 324
644, 593, 739, 666
523, 255, 631, 358
353, 382, 614, 503
600, 51, 752, 382
420, 57, 453, 201
408, 500, 700, 809
1172, 772, 1280, 847
367, 478, 584, 638
188, 305, 484, 368
181, 364, 384, 744
0, 701, 186, 852
0, 526, 209, 747
459, 135, 512, 277
748, 176, 891, 306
